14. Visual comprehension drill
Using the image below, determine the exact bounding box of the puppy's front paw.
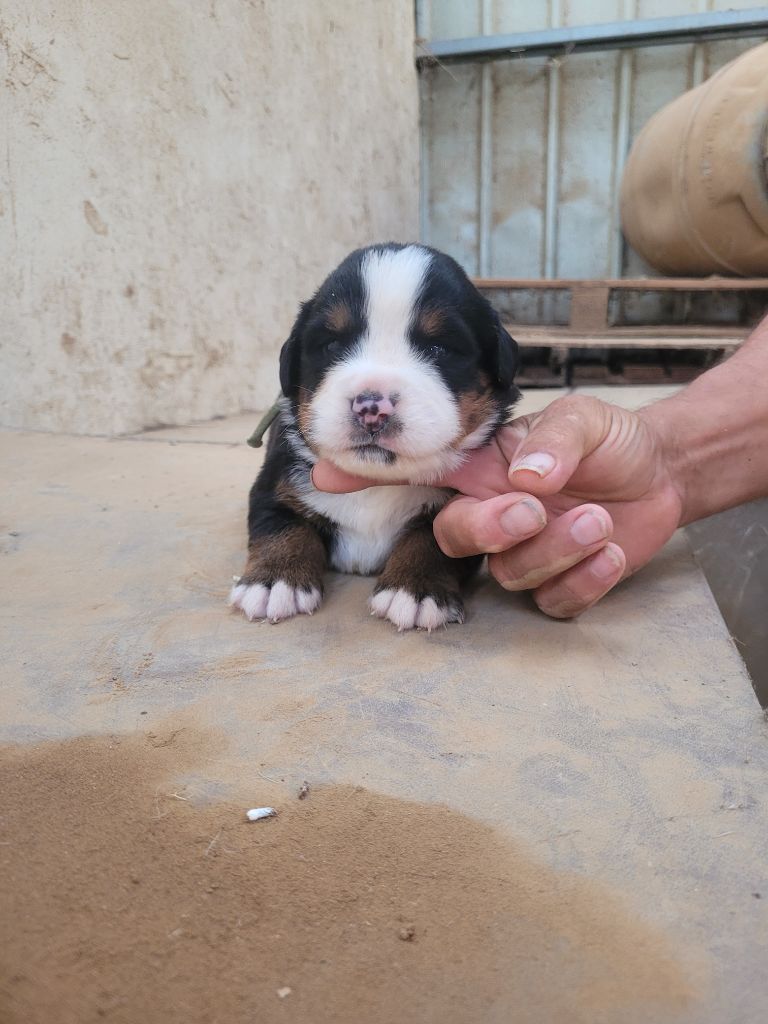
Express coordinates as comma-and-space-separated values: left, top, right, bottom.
229, 580, 322, 623
369, 588, 465, 632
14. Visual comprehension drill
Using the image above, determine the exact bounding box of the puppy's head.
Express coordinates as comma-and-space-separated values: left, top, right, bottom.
280, 243, 519, 483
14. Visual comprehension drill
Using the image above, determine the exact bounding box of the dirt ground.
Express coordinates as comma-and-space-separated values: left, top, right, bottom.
3, 421, 767, 1023
0, 721, 694, 1024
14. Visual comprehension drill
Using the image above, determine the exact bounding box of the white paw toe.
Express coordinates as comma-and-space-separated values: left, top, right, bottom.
387, 590, 419, 631
229, 582, 269, 620
415, 597, 444, 631
229, 581, 322, 623
369, 589, 463, 632
369, 589, 396, 618
266, 580, 297, 622
295, 586, 323, 615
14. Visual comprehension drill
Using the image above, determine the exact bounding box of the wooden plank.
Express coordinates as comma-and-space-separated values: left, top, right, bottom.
571, 364, 612, 382
476, 276, 768, 291
506, 324, 747, 350
573, 385, 684, 406
622, 364, 669, 383
569, 283, 610, 332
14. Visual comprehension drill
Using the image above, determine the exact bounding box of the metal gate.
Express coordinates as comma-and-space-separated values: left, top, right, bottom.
418, 1, 768, 280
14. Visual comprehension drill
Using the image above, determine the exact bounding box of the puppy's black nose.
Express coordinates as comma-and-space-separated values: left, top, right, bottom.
352, 391, 395, 435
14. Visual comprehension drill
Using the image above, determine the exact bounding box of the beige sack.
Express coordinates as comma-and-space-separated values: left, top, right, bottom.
620, 41, 768, 276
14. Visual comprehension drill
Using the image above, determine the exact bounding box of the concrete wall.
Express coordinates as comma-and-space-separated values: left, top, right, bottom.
0, 1, 419, 435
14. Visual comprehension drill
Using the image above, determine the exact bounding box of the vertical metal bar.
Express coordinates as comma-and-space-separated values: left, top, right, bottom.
691, 0, 711, 86
415, 0, 431, 41
542, 0, 561, 280
419, 82, 431, 246
478, 0, 493, 276
417, 0, 432, 245
691, 43, 706, 85
687, 3, 709, 323
608, 0, 636, 278
609, 57, 635, 271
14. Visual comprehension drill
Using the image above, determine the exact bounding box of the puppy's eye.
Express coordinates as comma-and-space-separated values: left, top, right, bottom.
428, 343, 448, 358
322, 337, 343, 356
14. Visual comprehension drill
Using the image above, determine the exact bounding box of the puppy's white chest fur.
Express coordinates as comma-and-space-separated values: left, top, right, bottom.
299, 483, 450, 575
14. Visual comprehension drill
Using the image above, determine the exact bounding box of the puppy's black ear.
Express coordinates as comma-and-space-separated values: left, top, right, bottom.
488, 306, 520, 391
279, 300, 313, 399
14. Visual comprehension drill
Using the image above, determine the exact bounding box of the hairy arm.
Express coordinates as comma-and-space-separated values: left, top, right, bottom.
645, 320, 768, 525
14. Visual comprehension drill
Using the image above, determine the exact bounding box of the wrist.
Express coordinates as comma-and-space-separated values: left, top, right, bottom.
638, 335, 768, 526
639, 392, 704, 527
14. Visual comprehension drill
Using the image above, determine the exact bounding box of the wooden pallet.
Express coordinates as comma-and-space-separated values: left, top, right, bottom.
474, 276, 768, 386
507, 324, 749, 350
475, 276, 768, 345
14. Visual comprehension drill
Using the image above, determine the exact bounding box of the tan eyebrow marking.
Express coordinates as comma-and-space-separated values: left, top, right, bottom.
324, 302, 352, 333
417, 307, 445, 336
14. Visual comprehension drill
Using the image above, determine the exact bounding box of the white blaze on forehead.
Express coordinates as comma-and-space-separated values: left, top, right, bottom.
361, 246, 432, 358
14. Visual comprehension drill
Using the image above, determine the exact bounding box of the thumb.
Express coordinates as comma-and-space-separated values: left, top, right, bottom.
310, 460, 378, 493
503, 396, 614, 496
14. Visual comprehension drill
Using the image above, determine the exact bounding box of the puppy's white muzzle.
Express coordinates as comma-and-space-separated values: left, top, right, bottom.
307, 356, 462, 482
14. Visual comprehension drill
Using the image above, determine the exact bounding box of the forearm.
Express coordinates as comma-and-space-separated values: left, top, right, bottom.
642, 317, 768, 526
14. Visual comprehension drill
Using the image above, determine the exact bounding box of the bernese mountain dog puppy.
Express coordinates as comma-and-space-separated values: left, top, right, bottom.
229, 243, 519, 631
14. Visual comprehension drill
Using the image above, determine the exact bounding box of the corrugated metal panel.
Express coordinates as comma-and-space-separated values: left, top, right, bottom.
420, 0, 768, 279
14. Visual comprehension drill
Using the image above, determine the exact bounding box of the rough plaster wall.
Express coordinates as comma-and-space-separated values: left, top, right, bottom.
0, 1, 419, 435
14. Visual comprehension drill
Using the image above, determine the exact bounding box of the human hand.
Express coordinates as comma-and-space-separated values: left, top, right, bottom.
311, 395, 685, 618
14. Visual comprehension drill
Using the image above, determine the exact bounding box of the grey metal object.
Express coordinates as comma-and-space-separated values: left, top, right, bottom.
687, 499, 768, 708
420, 2, 764, 284
417, 8, 768, 66
478, 0, 493, 276
542, 0, 563, 281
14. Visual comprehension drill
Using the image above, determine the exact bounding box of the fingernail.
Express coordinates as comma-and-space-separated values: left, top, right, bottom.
499, 499, 546, 537
589, 546, 624, 580
570, 510, 609, 546
510, 452, 556, 478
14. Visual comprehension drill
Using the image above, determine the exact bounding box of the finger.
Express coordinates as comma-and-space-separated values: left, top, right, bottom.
501, 396, 613, 496
441, 422, 530, 499
433, 493, 547, 558
532, 543, 627, 619
488, 503, 613, 591
310, 461, 384, 493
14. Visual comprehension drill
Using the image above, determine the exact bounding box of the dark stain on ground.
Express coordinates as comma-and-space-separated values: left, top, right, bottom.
0, 728, 699, 1024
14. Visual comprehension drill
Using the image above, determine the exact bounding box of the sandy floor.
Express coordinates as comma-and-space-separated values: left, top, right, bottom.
1, 409, 766, 1023
1, 726, 693, 1024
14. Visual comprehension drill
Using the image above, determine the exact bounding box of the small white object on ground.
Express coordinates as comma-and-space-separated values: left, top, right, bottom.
276, 987, 292, 999
246, 807, 277, 821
